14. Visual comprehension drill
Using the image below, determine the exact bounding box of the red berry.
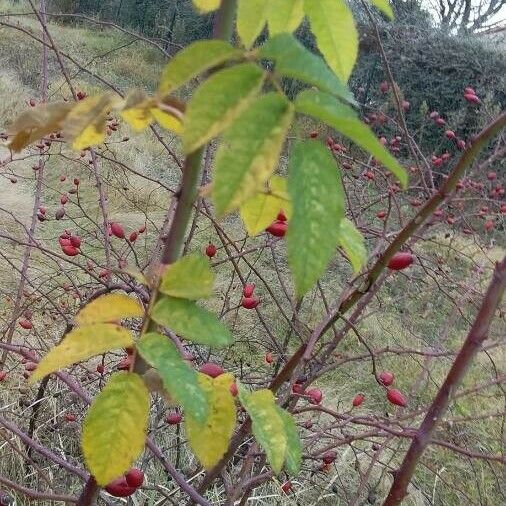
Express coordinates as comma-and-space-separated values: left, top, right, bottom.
96, 364, 105, 374
387, 388, 407, 407
456, 139, 466, 150
19, 319, 33, 330
60, 174, 66, 182
60, 194, 69, 205
129, 231, 138, 242
365, 170, 375, 180
138, 224, 146, 234
73, 178, 80, 186
125, 468, 144, 488
70, 236, 81, 248
110, 222, 125, 239
352, 393, 365, 407
387, 252, 414, 271
64, 413, 76, 422
281, 481, 292, 494
435, 117, 446, 127
277, 210, 288, 222
307, 388, 323, 405
229, 382, 238, 397
165, 413, 183, 425
484, 220, 494, 231
322, 450, 337, 465
265, 352, 273, 364
241, 296, 260, 309
401, 100, 410, 111
501, 204, 506, 214
376, 211, 387, 219
379, 371, 395, 386
292, 383, 304, 394
205, 243, 217, 258
464, 87, 475, 95
242, 283, 255, 297
309, 130, 318, 139
105, 478, 136, 498
0, 371, 7, 382
266, 221, 287, 237
29, 98, 36, 107
445, 130, 456, 139
25, 362, 37, 371
429, 111, 439, 119
487, 171, 497, 181
62, 245, 79, 257
464, 93, 480, 104
199, 362, 224, 378
379, 81, 389, 93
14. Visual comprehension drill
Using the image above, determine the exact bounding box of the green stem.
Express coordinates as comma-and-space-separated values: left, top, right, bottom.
213, 0, 237, 41
161, 148, 205, 264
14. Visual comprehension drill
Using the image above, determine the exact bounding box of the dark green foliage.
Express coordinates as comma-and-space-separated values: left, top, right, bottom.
352, 20, 505, 150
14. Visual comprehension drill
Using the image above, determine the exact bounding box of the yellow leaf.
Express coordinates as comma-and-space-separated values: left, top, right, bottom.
120, 90, 156, 131
7, 102, 73, 152
30, 324, 134, 382
151, 107, 183, 134
186, 373, 236, 469
82, 372, 150, 485
238, 387, 287, 474
304, 0, 358, 83
75, 293, 144, 326
267, 0, 305, 35
193, 0, 221, 13
63, 94, 114, 150
240, 175, 292, 236
73, 123, 107, 150
159, 254, 215, 300
237, 0, 269, 48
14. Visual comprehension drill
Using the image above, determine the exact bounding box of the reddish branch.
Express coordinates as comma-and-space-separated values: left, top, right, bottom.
383, 255, 506, 505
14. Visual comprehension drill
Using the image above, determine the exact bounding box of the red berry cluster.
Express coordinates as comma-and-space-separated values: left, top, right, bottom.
105, 468, 144, 498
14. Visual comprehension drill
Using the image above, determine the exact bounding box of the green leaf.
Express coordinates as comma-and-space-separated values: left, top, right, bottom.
160, 254, 215, 300
287, 141, 344, 297
30, 324, 134, 383
193, 0, 221, 13
259, 33, 355, 104
151, 296, 233, 348
183, 63, 265, 153
237, 0, 269, 48
369, 0, 394, 19
240, 175, 292, 236
158, 40, 241, 95
213, 93, 294, 216
276, 407, 302, 475
186, 373, 236, 469
137, 333, 208, 424
267, 0, 305, 35
304, 0, 358, 82
75, 293, 144, 325
238, 387, 287, 474
81, 372, 150, 485
337, 218, 367, 273
294, 89, 407, 187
